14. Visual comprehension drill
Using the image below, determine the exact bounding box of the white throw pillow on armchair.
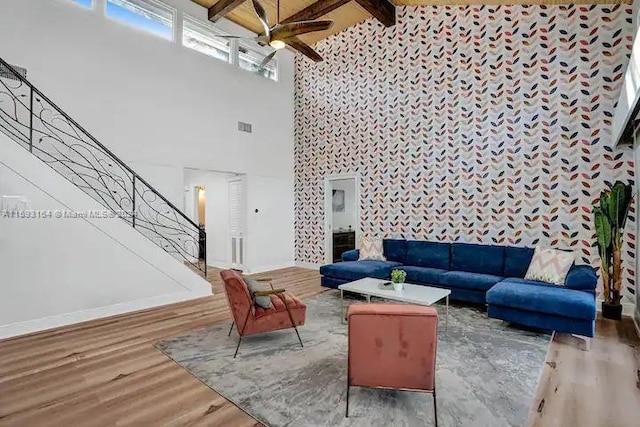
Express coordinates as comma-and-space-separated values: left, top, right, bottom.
524, 247, 574, 286
359, 236, 386, 261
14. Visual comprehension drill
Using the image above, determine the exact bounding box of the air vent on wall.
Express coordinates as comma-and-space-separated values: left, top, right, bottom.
238, 121, 252, 133
0, 63, 27, 81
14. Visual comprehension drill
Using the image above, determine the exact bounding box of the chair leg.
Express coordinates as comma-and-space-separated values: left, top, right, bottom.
433, 388, 438, 427
345, 384, 350, 417
227, 321, 235, 337
233, 310, 251, 358
233, 335, 243, 358
277, 293, 304, 348
293, 326, 304, 348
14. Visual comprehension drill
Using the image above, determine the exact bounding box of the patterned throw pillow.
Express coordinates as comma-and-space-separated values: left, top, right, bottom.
245, 278, 273, 309
524, 247, 574, 286
359, 236, 386, 261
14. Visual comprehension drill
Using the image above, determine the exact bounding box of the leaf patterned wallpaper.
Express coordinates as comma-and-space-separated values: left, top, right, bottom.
294, 5, 637, 301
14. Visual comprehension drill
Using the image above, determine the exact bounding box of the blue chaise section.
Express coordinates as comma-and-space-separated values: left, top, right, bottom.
487, 266, 598, 337
319, 238, 598, 337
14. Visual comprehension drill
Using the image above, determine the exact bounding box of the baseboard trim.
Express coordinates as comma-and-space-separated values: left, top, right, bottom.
208, 260, 232, 270
245, 262, 295, 274
295, 261, 322, 270
0, 288, 212, 340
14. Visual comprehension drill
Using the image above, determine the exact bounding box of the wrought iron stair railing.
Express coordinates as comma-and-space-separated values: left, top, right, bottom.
0, 56, 206, 277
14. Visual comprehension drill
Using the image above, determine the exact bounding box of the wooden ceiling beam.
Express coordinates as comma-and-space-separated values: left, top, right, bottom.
287, 37, 324, 62
354, 0, 395, 27
208, 0, 246, 23
282, 0, 351, 24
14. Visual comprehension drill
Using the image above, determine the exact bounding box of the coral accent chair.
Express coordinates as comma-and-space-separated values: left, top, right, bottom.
346, 304, 439, 426
220, 269, 306, 358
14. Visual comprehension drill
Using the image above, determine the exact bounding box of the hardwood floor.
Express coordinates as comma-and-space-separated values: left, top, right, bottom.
0, 267, 323, 427
528, 316, 640, 427
1, 267, 638, 426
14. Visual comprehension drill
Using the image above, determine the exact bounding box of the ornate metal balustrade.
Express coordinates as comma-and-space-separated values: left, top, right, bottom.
0, 57, 206, 276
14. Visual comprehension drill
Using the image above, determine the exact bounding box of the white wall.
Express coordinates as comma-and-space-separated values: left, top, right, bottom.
331, 178, 356, 231
130, 161, 186, 210
0, 132, 211, 338
183, 168, 237, 268
0, 0, 295, 272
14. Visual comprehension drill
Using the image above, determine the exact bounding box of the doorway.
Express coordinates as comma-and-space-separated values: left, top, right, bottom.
196, 185, 206, 227
324, 175, 360, 264
183, 168, 245, 270
196, 185, 206, 261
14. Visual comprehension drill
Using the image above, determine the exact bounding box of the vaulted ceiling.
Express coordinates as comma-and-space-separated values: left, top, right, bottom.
191, 0, 620, 58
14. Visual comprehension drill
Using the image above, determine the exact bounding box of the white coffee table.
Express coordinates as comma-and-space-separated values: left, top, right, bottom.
338, 277, 451, 331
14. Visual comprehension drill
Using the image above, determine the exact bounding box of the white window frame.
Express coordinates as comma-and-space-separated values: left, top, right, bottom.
182, 14, 233, 64
238, 42, 278, 82
105, 0, 176, 42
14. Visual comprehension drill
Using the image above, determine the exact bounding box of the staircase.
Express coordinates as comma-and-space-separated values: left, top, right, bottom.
0, 56, 206, 277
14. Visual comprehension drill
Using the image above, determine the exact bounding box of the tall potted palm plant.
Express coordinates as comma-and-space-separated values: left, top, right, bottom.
593, 181, 633, 320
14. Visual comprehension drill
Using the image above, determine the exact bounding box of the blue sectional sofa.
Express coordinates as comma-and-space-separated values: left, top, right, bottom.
319, 239, 597, 337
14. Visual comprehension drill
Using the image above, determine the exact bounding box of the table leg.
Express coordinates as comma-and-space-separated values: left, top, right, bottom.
366, 294, 371, 303
445, 295, 449, 333
341, 289, 346, 325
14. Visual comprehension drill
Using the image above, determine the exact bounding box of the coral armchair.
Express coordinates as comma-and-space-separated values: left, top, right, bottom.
346, 304, 439, 426
220, 269, 306, 358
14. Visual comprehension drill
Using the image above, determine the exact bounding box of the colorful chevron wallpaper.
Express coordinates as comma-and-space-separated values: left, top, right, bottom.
294, 5, 637, 300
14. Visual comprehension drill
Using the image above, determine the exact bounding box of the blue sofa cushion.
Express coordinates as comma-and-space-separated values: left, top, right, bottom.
397, 266, 448, 286
565, 264, 597, 292
503, 246, 534, 278
487, 280, 596, 320
451, 243, 505, 276
383, 239, 407, 263
406, 240, 450, 270
341, 249, 360, 262
319, 260, 402, 282
440, 271, 504, 292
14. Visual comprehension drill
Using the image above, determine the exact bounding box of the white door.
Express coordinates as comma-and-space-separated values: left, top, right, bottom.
228, 177, 246, 270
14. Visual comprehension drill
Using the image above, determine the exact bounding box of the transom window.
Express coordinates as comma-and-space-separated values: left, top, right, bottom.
58, 0, 278, 81
106, 0, 174, 41
182, 15, 230, 63
72, 0, 93, 8
239, 43, 277, 82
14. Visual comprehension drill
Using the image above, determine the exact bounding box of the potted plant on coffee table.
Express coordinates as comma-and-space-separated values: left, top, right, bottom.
390, 269, 407, 291
593, 181, 633, 320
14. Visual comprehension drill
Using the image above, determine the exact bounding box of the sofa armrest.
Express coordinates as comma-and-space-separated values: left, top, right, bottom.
565, 264, 597, 291
342, 249, 360, 262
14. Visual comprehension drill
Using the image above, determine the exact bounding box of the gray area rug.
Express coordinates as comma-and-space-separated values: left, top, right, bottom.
156, 292, 550, 427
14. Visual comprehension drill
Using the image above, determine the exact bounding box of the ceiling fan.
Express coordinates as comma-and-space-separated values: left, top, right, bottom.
221, 0, 333, 71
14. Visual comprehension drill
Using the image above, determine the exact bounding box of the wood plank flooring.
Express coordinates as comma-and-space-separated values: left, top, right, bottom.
0, 267, 323, 427
0, 266, 638, 426
528, 316, 640, 427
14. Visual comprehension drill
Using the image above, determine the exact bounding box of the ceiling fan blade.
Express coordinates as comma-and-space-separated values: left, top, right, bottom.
251, 0, 271, 38
272, 20, 333, 40
256, 50, 278, 72
285, 37, 323, 63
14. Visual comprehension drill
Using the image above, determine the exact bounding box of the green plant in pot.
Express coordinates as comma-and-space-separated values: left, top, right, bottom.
390, 269, 407, 291
593, 181, 633, 320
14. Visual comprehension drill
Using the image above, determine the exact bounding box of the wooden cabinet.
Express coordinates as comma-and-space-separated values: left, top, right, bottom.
333, 231, 356, 262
